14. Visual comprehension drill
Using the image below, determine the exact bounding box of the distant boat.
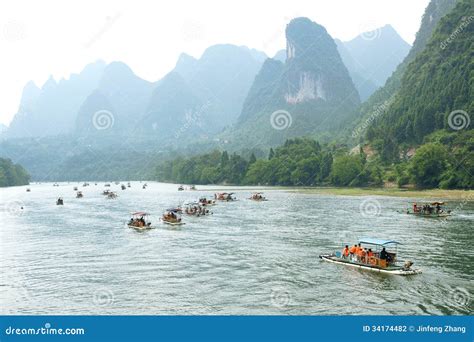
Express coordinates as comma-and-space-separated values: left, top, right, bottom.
215, 192, 237, 201
106, 192, 118, 199
403, 202, 451, 218
26, 188, 31, 192
56, 197, 64, 205
249, 192, 267, 201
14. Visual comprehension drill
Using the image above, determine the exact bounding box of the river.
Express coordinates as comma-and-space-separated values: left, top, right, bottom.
1, 182, 473, 315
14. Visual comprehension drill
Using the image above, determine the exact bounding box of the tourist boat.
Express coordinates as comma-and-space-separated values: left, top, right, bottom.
182, 202, 211, 216
215, 192, 237, 201
199, 197, 215, 206
319, 238, 421, 276
104, 183, 111, 187
26, 188, 31, 192
106, 192, 118, 199
162, 208, 185, 225
178, 185, 184, 191
121, 184, 126, 190
76, 191, 84, 198
128, 212, 153, 230
102, 190, 111, 195
56, 197, 64, 205
404, 202, 451, 218
73, 186, 78, 191
249, 192, 267, 201
189, 185, 197, 190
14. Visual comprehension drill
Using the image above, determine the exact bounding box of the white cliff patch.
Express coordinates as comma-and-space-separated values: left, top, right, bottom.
287, 41, 296, 59
285, 72, 326, 104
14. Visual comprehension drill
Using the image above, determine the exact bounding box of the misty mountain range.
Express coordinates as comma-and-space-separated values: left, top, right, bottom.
3, 23, 410, 140
2, 0, 470, 182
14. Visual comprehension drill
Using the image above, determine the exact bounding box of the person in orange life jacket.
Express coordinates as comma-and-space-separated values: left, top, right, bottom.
342, 245, 349, 258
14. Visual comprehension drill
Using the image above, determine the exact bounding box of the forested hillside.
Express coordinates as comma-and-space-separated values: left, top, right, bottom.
0, 158, 30, 187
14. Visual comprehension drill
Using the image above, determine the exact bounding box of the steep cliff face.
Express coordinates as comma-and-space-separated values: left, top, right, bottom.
232, 17, 360, 148
284, 18, 359, 106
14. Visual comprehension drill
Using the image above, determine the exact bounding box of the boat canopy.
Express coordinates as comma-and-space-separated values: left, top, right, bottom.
359, 238, 401, 246
414, 201, 445, 205
166, 208, 181, 212
131, 211, 149, 216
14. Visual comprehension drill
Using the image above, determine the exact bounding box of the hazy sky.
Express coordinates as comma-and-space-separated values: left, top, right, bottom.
0, 0, 430, 126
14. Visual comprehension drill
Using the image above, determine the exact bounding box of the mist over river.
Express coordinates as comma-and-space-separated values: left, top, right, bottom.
1, 182, 473, 315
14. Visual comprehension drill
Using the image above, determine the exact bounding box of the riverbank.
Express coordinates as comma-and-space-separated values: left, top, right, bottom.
292, 187, 474, 199
187, 184, 474, 200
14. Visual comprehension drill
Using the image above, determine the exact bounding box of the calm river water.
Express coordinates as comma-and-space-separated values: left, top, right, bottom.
1, 182, 473, 315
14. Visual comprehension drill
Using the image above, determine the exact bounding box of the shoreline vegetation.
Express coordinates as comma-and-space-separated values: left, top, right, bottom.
0, 158, 30, 187
179, 185, 474, 200
154, 137, 473, 191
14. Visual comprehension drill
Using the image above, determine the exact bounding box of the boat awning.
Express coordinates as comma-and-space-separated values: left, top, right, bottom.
359, 238, 401, 246
131, 211, 149, 216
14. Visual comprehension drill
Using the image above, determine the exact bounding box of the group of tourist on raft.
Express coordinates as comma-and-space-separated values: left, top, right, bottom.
341, 243, 393, 264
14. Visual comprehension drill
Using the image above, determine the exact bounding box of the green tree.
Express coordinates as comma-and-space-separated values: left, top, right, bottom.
330, 155, 364, 186
409, 143, 448, 188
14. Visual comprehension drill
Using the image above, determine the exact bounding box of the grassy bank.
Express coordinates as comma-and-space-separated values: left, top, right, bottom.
194, 185, 473, 200
292, 187, 474, 199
